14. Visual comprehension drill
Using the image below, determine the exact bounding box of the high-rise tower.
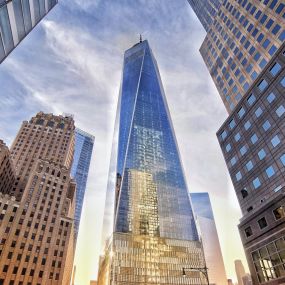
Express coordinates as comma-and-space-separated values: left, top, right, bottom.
0, 112, 76, 285
98, 40, 206, 285
71, 128, 94, 241
0, 0, 58, 63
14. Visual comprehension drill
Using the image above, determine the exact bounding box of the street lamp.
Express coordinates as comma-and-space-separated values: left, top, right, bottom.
182, 266, 210, 285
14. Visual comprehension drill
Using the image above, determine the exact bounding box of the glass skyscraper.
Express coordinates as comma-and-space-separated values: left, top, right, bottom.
0, 0, 57, 63
191, 193, 228, 285
71, 128, 94, 241
98, 39, 206, 285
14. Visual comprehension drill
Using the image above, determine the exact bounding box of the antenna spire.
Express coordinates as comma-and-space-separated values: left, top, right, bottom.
139, 34, 142, 43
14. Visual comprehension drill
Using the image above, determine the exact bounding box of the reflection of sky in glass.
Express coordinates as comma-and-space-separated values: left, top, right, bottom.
190, 192, 214, 220
112, 40, 198, 241
71, 128, 94, 240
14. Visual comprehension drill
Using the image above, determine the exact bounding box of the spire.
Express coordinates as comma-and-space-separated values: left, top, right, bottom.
139, 34, 142, 43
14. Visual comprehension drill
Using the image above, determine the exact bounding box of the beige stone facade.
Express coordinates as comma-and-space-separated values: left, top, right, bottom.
0, 112, 76, 285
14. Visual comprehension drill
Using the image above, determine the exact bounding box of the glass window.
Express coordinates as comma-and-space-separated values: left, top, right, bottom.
259, 59, 267, 68
258, 149, 266, 160
253, 177, 261, 189
229, 119, 236, 129
230, 156, 237, 166
238, 107, 245, 118
271, 135, 280, 147
221, 130, 227, 140
234, 132, 241, 142
255, 107, 263, 118
269, 45, 277, 56
258, 217, 267, 229
281, 77, 285, 87
280, 154, 285, 165
262, 39, 270, 49
246, 160, 254, 171
247, 94, 256, 105
251, 71, 258, 80
244, 121, 251, 130
270, 62, 281, 76
258, 79, 268, 91
273, 206, 285, 220
267, 92, 276, 103
240, 145, 247, 156
272, 24, 281, 35
251, 134, 258, 144
236, 171, 242, 181
266, 166, 275, 178
276, 105, 285, 117
245, 226, 253, 237
262, 120, 271, 131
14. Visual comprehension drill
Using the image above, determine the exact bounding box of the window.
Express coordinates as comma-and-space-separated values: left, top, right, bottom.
255, 107, 263, 118
266, 166, 275, 178
271, 135, 280, 147
269, 45, 277, 56
246, 161, 254, 171
253, 177, 261, 189
280, 154, 285, 166
281, 77, 285, 87
236, 171, 242, 181
221, 130, 227, 140
238, 107, 245, 118
230, 157, 237, 166
267, 92, 276, 103
244, 121, 251, 130
258, 79, 268, 91
245, 226, 253, 237
258, 149, 266, 160
247, 94, 256, 105
234, 132, 241, 142
273, 206, 285, 220
229, 119, 236, 129
262, 120, 271, 131
258, 217, 267, 229
276, 105, 285, 117
240, 145, 247, 156
251, 134, 258, 144
241, 188, 248, 198
226, 143, 231, 152
270, 62, 281, 76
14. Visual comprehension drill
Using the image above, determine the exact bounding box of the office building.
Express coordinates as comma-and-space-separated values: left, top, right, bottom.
218, 43, 285, 284
0, 112, 76, 285
98, 39, 206, 285
235, 260, 246, 285
0, 0, 58, 63
187, 0, 222, 32
191, 193, 227, 285
242, 274, 253, 285
71, 128, 94, 241
199, 0, 285, 113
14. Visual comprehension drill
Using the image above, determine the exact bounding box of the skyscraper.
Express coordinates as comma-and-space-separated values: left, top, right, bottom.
187, 0, 222, 32
0, 112, 76, 284
98, 39, 206, 285
191, 193, 227, 285
199, 0, 285, 113
71, 128, 94, 241
0, 0, 58, 63
235, 260, 246, 285
218, 43, 285, 284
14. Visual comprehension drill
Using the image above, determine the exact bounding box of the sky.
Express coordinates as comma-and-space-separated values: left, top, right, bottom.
0, 0, 249, 284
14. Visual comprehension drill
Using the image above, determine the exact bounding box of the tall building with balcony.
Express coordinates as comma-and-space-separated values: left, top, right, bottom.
217, 43, 285, 284
71, 128, 94, 242
0, 112, 76, 285
98, 39, 207, 285
191, 192, 228, 285
199, 0, 285, 113
187, 0, 222, 32
0, 0, 58, 63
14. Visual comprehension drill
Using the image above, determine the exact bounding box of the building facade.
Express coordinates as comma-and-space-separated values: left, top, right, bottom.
71, 128, 94, 241
98, 40, 206, 285
0, 112, 76, 285
217, 43, 285, 284
0, 0, 57, 63
191, 193, 228, 285
235, 260, 246, 285
199, 0, 285, 113
187, 0, 222, 32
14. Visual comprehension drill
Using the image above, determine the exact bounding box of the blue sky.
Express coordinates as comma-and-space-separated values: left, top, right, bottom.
0, 1, 248, 284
